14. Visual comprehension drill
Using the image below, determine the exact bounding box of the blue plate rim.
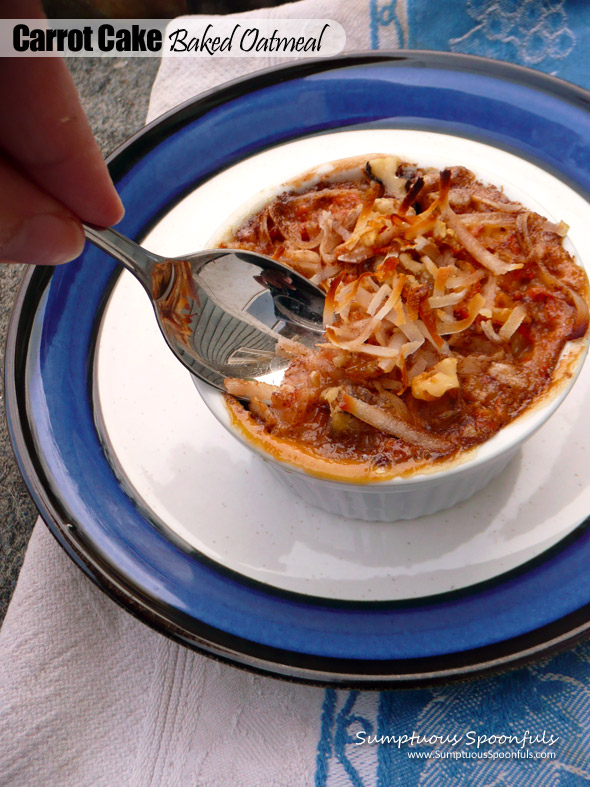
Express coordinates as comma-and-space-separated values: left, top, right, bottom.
6, 50, 590, 686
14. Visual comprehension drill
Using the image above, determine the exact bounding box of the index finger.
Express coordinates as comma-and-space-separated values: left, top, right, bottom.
0, 15, 124, 226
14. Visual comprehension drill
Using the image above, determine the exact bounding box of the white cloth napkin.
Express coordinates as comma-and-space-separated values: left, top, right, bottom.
0, 2, 402, 786
145, 0, 403, 120
0, 523, 326, 786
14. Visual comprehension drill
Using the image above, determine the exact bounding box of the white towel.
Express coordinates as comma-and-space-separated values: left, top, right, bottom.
0, 522, 328, 786
145, 0, 405, 120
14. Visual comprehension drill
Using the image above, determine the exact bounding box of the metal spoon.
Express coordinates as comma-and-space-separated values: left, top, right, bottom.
84, 224, 326, 391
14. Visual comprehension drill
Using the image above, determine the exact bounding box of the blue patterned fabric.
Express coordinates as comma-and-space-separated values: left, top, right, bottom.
314, 2, 590, 783
370, 0, 590, 90
315, 648, 590, 783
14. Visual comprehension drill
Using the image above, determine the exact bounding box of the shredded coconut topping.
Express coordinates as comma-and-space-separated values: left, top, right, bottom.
221, 156, 589, 474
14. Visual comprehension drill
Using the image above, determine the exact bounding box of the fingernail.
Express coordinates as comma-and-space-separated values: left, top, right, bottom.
111, 191, 125, 224
1, 213, 85, 265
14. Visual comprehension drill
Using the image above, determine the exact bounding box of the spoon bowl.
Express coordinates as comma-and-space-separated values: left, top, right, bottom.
84, 225, 325, 391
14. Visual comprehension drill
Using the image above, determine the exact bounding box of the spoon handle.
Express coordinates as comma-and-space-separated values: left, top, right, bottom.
83, 224, 164, 292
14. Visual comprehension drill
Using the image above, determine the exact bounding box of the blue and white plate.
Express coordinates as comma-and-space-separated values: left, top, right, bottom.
7, 52, 590, 686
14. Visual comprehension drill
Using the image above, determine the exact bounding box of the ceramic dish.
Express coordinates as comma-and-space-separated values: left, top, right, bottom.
196, 150, 588, 521
6, 52, 590, 686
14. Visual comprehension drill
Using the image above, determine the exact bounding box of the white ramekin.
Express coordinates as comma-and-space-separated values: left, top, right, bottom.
194, 153, 588, 522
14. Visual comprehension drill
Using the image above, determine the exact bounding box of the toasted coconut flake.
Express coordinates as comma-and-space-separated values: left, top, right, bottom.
538, 261, 590, 340
442, 206, 523, 275
516, 211, 532, 257
543, 219, 569, 237
481, 274, 498, 312
458, 212, 518, 226
422, 256, 440, 280
377, 332, 406, 371
323, 272, 346, 325
284, 248, 321, 267
310, 264, 342, 285
325, 331, 401, 358
566, 288, 589, 340
340, 393, 453, 452
437, 293, 485, 335
224, 378, 279, 402
367, 283, 392, 315
481, 320, 502, 343
378, 358, 397, 373
438, 169, 451, 206
446, 269, 484, 290
472, 195, 523, 212
398, 176, 424, 215
428, 288, 468, 308
432, 265, 454, 296
397, 316, 426, 344
400, 339, 424, 361
399, 253, 423, 274
498, 304, 527, 341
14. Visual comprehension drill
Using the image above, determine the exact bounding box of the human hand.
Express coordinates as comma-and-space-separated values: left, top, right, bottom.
0, 1, 124, 265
